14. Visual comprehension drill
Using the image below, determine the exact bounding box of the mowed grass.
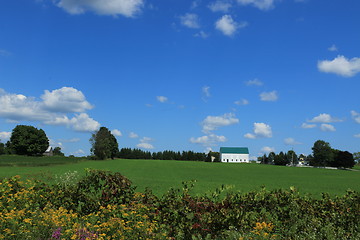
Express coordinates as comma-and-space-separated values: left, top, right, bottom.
0, 157, 359, 197
0, 155, 87, 167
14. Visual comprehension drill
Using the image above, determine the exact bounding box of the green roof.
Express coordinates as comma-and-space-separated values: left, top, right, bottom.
220, 147, 249, 154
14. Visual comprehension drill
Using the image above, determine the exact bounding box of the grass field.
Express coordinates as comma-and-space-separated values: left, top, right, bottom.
1, 156, 359, 197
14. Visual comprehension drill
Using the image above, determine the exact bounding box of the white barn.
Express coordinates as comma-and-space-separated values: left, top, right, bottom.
220, 147, 249, 163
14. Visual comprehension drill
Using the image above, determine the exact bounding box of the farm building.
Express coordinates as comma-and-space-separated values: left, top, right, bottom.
220, 147, 249, 163
43, 146, 53, 156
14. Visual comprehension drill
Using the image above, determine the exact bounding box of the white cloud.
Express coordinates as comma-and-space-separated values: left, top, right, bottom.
301, 123, 317, 129
111, 129, 122, 137
318, 55, 360, 77
261, 146, 275, 153
129, 132, 139, 138
208, 0, 232, 12
308, 113, 342, 123
202, 86, 211, 101
351, 111, 360, 124
236, 0, 275, 11
284, 137, 302, 145
245, 78, 263, 86
234, 99, 249, 105
136, 143, 154, 149
215, 15, 247, 37
201, 113, 239, 133
156, 96, 168, 103
0, 131, 11, 141
354, 133, 360, 138
71, 149, 85, 156
191, 0, 201, 9
328, 44, 338, 52
56, 0, 144, 17
320, 123, 336, 132
190, 134, 227, 147
245, 122, 272, 139
194, 31, 209, 39
41, 87, 93, 113
260, 91, 278, 101
137, 136, 154, 149
0, 88, 99, 132
179, 13, 200, 29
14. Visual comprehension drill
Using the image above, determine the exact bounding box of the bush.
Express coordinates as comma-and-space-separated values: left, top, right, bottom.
0, 170, 359, 239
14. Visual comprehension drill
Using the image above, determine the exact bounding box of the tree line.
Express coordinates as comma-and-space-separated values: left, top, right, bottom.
1, 125, 359, 169
260, 140, 356, 168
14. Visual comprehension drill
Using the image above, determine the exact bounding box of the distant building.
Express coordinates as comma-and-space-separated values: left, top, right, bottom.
220, 147, 249, 163
43, 146, 53, 156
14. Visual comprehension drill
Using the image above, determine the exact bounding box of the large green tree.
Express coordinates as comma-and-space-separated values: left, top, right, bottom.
90, 127, 119, 160
9, 125, 49, 156
311, 140, 334, 167
333, 150, 355, 168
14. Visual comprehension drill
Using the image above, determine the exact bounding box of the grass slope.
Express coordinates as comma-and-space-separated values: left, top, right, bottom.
0, 157, 359, 197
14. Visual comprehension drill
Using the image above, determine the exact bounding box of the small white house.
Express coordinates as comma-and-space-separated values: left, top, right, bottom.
220, 147, 249, 163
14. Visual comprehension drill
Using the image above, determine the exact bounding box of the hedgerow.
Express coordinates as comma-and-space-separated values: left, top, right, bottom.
0, 169, 359, 239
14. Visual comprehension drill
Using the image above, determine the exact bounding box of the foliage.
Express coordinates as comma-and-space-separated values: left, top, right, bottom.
311, 140, 334, 167
333, 150, 355, 168
0, 142, 5, 155
53, 147, 65, 156
0, 171, 359, 239
9, 125, 49, 156
90, 127, 119, 160
118, 147, 208, 161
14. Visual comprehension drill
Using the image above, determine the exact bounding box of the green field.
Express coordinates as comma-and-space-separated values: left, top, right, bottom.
0, 156, 359, 197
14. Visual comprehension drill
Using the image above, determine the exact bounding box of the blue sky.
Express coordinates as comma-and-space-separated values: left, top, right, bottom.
0, 0, 359, 158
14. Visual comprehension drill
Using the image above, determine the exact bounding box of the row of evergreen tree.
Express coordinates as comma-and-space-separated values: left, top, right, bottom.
117, 148, 218, 162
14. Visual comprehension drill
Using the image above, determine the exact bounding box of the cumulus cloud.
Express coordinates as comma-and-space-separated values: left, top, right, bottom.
41, 87, 93, 113
208, 0, 232, 12
261, 146, 275, 153
0, 131, 11, 141
136, 137, 154, 149
234, 99, 249, 105
260, 91, 278, 101
55, 0, 144, 17
111, 129, 122, 137
308, 113, 342, 123
284, 137, 302, 145
46, 113, 100, 132
236, 0, 275, 10
215, 15, 247, 37
0, 88, 100, 132
328, 44, 338, 52
351, 111, 360, 124
194, 31, 209, 39
301, 123, 316, 129
179, 13, 200, 29
245, 78, 263, 86
129, 132, 139, 138
201, 113, 239, 133
156, 96, 168, 103
320, 123, 336, 132
245, 122, 272, 139
354, 134, 360, 138
318, 55, 360, 77
190, 134, 227, 147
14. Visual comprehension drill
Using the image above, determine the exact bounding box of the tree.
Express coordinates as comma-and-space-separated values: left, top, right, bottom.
353, 152, 360, 164
287, 150, 298, 165
90, 127, 119, 160
311, 140, 334, 167
0, 142, 5, 155
9, 125, 49, 156
333, 150, 355, 168
53, 147, 65, 156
